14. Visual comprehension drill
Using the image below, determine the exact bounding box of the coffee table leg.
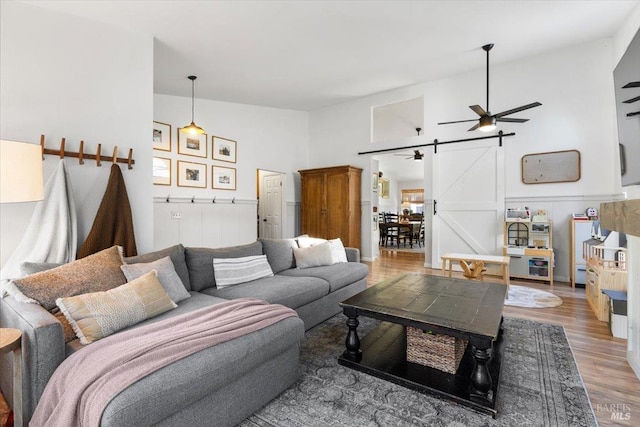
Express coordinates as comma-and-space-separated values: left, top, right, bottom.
470, 338, 493, 404
342, 309, 362, 362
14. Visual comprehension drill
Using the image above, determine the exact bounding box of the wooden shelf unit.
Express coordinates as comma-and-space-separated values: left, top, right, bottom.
584, 244, 628, 322
503, 220, 554, 286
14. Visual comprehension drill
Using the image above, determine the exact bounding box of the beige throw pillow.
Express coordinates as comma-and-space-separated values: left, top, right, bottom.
56, 271, 177, 345
293, 242, 334, 269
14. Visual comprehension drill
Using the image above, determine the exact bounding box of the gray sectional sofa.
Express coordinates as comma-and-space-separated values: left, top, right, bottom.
0, 238, 368, 427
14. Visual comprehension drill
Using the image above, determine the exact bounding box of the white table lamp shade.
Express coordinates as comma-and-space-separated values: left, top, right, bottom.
0, 140, 45, 203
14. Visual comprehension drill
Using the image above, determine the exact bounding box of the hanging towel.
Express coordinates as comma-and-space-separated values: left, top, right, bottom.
77, 163, 137, 258
1, 159, 78, 296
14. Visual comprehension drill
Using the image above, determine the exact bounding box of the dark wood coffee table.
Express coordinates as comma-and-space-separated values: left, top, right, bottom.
338, 273, 506, 418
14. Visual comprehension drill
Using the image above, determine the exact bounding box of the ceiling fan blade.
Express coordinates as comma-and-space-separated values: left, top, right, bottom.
622, 81, 640, 88
496, 117, 529, 123
623, 95, 640, 104
469, 105, 487, 117
438, 119, 478, 125
467, 123, 480, 131
494, 102, 542, 118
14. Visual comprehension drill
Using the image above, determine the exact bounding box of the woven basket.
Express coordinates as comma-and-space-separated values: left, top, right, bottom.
406, 327, 468, 374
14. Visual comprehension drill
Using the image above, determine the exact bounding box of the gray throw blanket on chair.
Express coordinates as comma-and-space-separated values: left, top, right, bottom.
30, 298, 298, 427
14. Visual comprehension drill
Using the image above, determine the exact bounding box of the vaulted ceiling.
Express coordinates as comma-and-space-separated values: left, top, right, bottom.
24, 0, 640, 111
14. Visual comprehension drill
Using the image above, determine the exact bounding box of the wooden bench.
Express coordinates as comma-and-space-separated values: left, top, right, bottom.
441, 253, 510, 298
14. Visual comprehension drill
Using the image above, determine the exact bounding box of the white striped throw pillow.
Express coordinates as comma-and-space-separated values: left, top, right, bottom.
213, 255, 274, 288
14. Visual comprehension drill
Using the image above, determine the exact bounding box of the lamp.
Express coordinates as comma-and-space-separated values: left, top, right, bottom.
0, 140, 44, 203
180, 75, 206, 135
478, 115, 496, 132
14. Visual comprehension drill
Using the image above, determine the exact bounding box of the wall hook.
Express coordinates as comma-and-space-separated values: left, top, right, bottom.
212, 196, 216, 203
232, 197, 236, 204
166, 194, 170, 203
191, 196, 195, 203
96, 143, 102, 167
112, 146, 118, 164
59, 138, 66, 159
78, 140, 85, 164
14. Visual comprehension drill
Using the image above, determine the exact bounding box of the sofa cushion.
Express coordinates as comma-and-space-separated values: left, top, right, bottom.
185, 242, 263, 291
120, 256, 191, 303
279, 262, 369, 293
213, 255, 274, 288
57, 271, 177, 344
293, 243, 334, 269
202, 275, 329, 309
124, 244, 191, 291
259, 238, 297, 273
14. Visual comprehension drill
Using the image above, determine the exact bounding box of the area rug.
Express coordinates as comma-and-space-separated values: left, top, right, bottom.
504, 285, 563, 308
240, 315, 596, 427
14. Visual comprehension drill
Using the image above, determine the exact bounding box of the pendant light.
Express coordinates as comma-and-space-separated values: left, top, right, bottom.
180, 75, 205, 135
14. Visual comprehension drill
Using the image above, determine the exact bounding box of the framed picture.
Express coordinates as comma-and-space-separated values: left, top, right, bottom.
153, 121, 171, 151
372, 172, 379, 191
178, 130, 207, 158
212, 136, 237, 163
212, 165, 236, 190
152, 157, 171, 186
177, 160, 207, 188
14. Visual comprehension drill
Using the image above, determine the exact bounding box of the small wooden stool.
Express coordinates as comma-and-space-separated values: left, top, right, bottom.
0, 329, 22, 427
459, 260, 486, 281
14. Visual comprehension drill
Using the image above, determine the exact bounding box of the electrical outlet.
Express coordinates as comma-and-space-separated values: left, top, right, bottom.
171, 211, 182, 219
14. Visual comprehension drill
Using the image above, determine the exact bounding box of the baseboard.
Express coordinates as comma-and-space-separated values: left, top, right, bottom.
628, 351, 640, 380
361, 257, 374, 262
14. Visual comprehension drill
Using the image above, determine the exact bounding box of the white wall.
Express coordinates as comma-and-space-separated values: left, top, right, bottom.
153, 94, 308, 242
612, 2, 640, 380
310, 38, 622, 263
0, 1, 153, 266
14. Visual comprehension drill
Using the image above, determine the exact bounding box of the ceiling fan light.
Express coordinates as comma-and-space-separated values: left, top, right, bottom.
478, 115, 496, 132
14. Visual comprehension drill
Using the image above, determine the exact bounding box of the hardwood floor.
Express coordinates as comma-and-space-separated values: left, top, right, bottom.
363, 249, 640, 426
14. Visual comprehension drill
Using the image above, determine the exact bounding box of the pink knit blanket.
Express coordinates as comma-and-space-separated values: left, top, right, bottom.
30, 298, 298, 427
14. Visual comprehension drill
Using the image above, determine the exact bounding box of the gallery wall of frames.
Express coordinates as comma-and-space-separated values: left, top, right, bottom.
152, 121, 238, 191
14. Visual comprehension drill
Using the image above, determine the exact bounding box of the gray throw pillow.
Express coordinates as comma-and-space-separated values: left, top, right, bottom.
293, 242, 334, 269
259, 238, 297, 273
125, 244, 191, 290
120, 256, 191, 303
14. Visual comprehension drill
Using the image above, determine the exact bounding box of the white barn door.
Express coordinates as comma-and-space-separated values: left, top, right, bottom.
431, 139, 505, 269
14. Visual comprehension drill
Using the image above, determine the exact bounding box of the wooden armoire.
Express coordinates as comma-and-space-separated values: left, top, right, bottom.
299, 165, 362, 249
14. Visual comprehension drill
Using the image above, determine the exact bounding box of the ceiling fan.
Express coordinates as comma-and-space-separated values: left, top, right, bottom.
393, 149, 423, 161
438, 44, 542, 132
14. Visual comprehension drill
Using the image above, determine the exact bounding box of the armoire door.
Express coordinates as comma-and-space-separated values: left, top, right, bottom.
326, 170, 349, 241
301, 172, 327, 238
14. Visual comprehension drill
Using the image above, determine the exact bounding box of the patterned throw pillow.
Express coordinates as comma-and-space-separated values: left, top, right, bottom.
56, 271, 177, 345
213, 255, 274, 288
120, 256, 191, 303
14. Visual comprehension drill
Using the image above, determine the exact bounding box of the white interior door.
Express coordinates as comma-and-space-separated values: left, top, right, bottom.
259, 172, 284, 239
431, 140, 505, 269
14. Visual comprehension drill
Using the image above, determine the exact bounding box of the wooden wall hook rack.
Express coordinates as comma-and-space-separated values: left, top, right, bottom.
40, 134, 135, 169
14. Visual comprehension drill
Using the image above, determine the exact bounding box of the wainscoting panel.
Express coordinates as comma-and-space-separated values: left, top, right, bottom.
153, 198, 258, 250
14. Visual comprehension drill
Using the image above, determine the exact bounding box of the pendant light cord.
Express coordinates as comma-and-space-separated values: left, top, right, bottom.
191, 78, 195, 122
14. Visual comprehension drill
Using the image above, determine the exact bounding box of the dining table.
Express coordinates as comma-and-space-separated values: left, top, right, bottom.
380, 221, 422, 248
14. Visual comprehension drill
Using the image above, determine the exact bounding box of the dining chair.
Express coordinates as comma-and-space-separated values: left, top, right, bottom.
384, 212, 400, 247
